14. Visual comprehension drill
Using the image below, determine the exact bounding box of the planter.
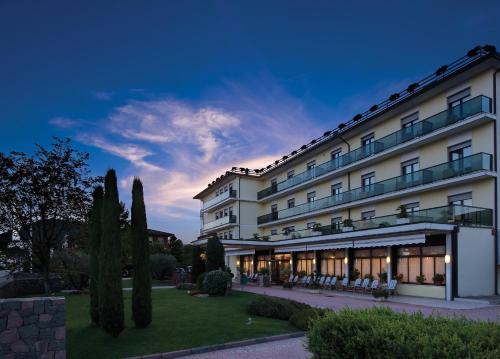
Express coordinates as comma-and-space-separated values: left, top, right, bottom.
342, 227, 354, 232
396, 218, 410, 225
260, 275, 271, 287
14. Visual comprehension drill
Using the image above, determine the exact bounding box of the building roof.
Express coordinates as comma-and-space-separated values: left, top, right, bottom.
147, 229, 175, 237
195, 45, 500, 199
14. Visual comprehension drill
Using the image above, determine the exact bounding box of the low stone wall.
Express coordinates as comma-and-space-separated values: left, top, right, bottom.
0, 273, 63, 299
0, 297, 65, 358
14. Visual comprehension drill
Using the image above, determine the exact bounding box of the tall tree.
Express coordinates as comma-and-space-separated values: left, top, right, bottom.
89, 186, 103, 325
0, 138, 97, 290
131, 178, 152, 328
191, 245, 205, 283
167, 235, 183, 263
206, 235, 225, 272
99, 169, 124, 337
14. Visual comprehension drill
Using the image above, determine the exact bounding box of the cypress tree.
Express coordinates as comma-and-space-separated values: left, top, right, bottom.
206, 235, 225, 272
191, 245, 205, 282
99, 169, 124, 337
131, 178, 152, 328
89, 186, 103, 325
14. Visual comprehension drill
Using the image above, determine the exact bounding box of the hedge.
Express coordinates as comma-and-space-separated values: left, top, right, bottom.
246, 296, 311, 320
204, 270, 231, 296
289, 308, 328, 331
307, 307, 500, 358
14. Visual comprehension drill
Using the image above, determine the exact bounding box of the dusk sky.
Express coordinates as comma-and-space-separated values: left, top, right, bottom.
1, 1, 500, 243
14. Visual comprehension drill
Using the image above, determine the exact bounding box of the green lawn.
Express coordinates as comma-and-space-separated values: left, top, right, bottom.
121, 277, 173, 288
66, 289, 296, 359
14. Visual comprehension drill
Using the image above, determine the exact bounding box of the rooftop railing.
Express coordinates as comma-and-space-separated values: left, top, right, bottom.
257, 95, 492, 200
257, 153, 492, 225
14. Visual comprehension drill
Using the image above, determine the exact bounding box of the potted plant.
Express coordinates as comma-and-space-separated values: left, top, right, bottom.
432, 273, 445, 285
259, 268, 270, 287
253, 233, 259, 240
349, 268, 360, 281
312, 223, 322, 232
378, 271, 388, 284
364, 273, 374, 281
394, 273, 404, 282
282, 228, 290, 236
396, 205, 410, 224
262, 235, 270, 241
416, 274, 426, 284
342, 218, 354, 232
372, 287, 388, 301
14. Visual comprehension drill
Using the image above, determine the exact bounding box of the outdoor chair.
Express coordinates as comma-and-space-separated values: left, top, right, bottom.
348, 278, 362, 291
341, 277, 350, 290
322, 276, 331, 288
367, 279, 380, 292
303, 276, 312, 287
299, 276, 308, 286
329, 276, 338, 289
317, 276, 326, 287
292, 275, 299, 286
359, 278, 370, 292
384, 279, 398, 295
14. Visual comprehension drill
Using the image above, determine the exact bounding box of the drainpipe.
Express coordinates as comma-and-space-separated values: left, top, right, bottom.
493, 69, 499, 295
339, 135, 352, 219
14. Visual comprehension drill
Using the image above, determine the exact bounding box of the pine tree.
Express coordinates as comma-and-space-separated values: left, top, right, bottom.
99, 169, 124, 337
131, 178, 152, 328
89, 186, 103, 325
206, 235, 225, 272
191, 245, 205, 282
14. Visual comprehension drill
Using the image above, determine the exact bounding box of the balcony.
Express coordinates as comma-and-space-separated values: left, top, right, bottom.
257, 95, 492, 200
202, 189, 237, 211
257, 153, 493, 225
202, 214, 237, 231
256, 204, 492, 241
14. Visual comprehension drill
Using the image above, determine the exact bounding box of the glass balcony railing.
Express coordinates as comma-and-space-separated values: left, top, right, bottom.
250, 204, 492, 241
202, 189, 237, 210
257, 153, 492, 224
203, 214, 237, 231
257, 95, 492, 200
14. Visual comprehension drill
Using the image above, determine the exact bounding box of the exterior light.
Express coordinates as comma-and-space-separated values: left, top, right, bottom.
268, 261, 271, 265
445, 255, 451, 264
236, 260, 240, 266
251, 260, 254, 265
344, 257, 348, 264
386, 256, 391, 264
289, 259, 292, 265
313, 258, 316, 265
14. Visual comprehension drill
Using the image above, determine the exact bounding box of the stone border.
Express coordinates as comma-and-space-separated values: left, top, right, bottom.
126, 332, 304, 359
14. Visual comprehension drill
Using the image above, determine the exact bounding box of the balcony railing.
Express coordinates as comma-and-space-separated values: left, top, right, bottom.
257, 95, 492, 200
202, 189, 237, 210
203, 214, 237, 231
257, 153, 492, 224
251, 204, 493, 241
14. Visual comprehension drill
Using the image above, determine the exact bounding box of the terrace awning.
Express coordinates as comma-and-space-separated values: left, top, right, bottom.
353, 235, 426, 248
274, 241, 352, 253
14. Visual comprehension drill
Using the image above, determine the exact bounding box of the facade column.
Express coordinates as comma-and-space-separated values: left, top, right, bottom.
386, 246, 392, 282
446, 233, 453, 301
344, 248, 350, 279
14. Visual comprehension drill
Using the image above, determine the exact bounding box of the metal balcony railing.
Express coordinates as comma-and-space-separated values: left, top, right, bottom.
202, 189, 237, 210
202, 214, 237, 231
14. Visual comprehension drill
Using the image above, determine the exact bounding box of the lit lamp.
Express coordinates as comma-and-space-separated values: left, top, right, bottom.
313, 258, 316, 264
236, 260, 240, 266
444, 254, 451, 264
386, 256, 391, 264
344, 257, 348, 264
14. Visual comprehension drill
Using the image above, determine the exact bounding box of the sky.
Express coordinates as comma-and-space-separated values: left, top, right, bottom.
1, 0, 500, 243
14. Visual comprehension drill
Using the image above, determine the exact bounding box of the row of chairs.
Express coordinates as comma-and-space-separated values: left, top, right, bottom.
287, 274, 398, 295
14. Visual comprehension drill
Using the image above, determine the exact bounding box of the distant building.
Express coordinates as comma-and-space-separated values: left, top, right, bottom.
148, 229, 176, 247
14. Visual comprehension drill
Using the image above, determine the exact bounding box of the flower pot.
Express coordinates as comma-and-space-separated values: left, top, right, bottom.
396, 218, 410, 225
342, 227, 353, 232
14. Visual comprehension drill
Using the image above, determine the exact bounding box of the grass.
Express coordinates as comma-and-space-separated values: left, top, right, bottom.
66, 289, 296, 359
121, 277, 173, 288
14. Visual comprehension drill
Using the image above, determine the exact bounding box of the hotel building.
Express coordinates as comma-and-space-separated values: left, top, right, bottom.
193, 45, 500, 301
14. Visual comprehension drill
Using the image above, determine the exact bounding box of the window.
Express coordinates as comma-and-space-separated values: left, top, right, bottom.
331, 183, 342, 196
307, 191, 316, 203
287, 170, 295, 179
361, 210, 376, 220
397, 244, 445, 284
448, 88, 470, 108
448, 141, 472, 161
271, 204, 278, 213
331, 149, 342, 161
223, 232, 228, 240
229, 183, 233, 191
401, 112, 419, 128
320, 250, 345, 277
403, 202, 420, 213
228, 232, 233, 239
402, 158, 419, 175
361, 172, 375, 188
270, 229, 278, 236
271, 178, 277, 187
215, 212, 219, 219
219, 210, 223, 218
242, 255, 253, 274
228, 207, 233, 216
256, 254, 271, 272
307, 160, 316, 171
307, 222, 316, 229
224, 185, 228, 192
283, 226, 295, 234
215, 190, 219, 197
331, 217, 342, 230
361, 133, 374, 147
448, 192, 472, 206
296, 252, 315, 274
287, 198, 295, 208
354, 248, 387, 280
223, 208, 228, 217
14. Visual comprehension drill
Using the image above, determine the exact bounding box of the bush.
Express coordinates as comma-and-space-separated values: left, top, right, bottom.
149, 253, 176, 281
289, 308, 327, 330
203, 270, 231, 296
52, 250, 89, 290
246, 296, 311, 320
196, 272, 207, 290
176, 282, 196, 290
307, 307, 500, 358
372, 288, 388, 299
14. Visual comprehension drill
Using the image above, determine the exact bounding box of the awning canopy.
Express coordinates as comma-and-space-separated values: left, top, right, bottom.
353, 235, 426, 248
275, 241, 352, 253
225, 249, 255, 256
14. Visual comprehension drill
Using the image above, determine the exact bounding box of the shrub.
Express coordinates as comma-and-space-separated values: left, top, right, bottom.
283, 282, 293, 289
289, 308, 327, 330
196, 272, 207, 291
150, 253, 176, 281
372, 288, 388, 299
203, 270, 231, 296
52, 250, 89, 290
307, 307, 500, 358
246, 296, 311, 320
176, 282, 196, 290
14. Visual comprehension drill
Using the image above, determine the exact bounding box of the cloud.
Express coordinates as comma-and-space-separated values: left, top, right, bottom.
92, 91, 112, 101
49, 117, 80, 129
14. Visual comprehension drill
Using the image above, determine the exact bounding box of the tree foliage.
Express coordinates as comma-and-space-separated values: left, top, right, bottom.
89, 186, 103, 325
206, 235, 225, 272
131, 178, 152, 328
150, 253, 176, 281
191, 246, 205, 283
0, 138, 98, 287
99, 169, 124, 337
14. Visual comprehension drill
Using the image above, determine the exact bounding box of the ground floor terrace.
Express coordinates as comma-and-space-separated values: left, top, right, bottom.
216, 207, 497, 301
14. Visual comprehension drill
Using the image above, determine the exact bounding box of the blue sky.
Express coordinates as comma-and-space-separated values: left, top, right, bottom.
1, 1, 500, 242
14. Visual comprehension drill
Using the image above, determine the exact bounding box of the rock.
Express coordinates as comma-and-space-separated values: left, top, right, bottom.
48, 340, 64, 351
18, 324, 39, 339
39, 314, 52, 322
0, 329, 18, 344
7, 311, 22, 329
33, 301, 45, 314
35, 340, 49, 353
11, 340, 29, 353
0, 317, 7, 331
54, 350, 65, 359
53, 327, 65, 340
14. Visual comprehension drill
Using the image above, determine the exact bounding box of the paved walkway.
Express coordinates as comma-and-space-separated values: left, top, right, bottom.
237, 285, 500, 322
182, 336, 310, 359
